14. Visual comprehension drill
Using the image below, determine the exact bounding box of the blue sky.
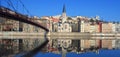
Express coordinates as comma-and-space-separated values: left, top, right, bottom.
1, 0, 120, 21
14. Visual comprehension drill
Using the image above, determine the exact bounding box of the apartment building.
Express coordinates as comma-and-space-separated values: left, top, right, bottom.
102, 22, 113, 49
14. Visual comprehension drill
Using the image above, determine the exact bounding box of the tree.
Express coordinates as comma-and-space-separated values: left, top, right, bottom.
90, 18, 94, 22
67, 17, 72, 20
90, 18, 94, 25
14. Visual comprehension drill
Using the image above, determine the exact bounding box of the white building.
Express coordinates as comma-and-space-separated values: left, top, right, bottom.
58, 22, 72, 32
112, 22, 120, 49
112, 22, 120, 33
80, 20, 85, 32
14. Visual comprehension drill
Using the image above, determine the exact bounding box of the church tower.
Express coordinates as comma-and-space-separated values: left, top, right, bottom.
60, 4, 67, 23
62, 4, 66, 18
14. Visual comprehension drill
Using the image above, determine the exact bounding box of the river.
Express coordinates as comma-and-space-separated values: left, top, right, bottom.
14, 49, 120, 57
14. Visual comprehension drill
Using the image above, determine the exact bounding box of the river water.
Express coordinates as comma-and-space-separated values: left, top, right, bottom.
15, 49, 120, 57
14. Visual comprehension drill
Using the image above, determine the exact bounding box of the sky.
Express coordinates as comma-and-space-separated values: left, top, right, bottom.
1, 0, 120, 21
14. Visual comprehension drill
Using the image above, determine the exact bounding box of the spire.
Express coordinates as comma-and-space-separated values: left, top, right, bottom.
62, 4, 66, 13
61, 4, 67, 23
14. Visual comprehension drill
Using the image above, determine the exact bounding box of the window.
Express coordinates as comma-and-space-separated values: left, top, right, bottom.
65, 25, 67, 29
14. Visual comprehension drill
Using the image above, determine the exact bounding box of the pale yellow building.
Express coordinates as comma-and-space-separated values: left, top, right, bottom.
89, 24, 99, 33
84, 22, 90, 33
102, 22, 113, 33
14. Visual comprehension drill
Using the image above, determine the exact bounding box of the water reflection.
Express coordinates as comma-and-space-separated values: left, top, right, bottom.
0, 38, 46, 57
0, 38, 119, 57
